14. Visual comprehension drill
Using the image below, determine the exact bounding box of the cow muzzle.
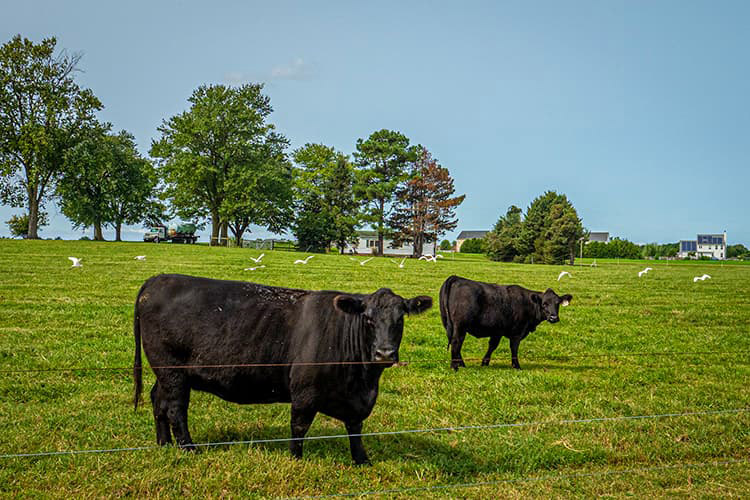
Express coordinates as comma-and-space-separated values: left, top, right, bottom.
374, 348, 398, 364
547, 315, 559, 323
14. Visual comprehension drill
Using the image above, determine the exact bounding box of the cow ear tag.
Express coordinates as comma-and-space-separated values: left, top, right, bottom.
562, 300, 570, 307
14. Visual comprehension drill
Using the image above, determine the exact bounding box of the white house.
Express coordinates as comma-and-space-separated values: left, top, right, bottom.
455, 230, 489, 251
350, 231, 437, 256
678, 232, 727, 259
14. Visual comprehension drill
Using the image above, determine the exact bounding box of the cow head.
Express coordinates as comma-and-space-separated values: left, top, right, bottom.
533, 288, 573, 324
334, 289, 433, 365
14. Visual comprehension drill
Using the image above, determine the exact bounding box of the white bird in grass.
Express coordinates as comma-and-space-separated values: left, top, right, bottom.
693, 274, 711, 282
390, 257, 406, 268
134, 255, 146, 261
249, 253, 265, 264
557, 271, 571, 281
590, 260, 597, 267
349, 256, 374, 266
244, 265, 266, 271
638, 267, 653, 278
294, 256, 314, 265
68, 257, 82, 268
419, 255, 439, 263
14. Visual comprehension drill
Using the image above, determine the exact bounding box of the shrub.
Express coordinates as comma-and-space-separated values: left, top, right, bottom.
460, 238, 486, 253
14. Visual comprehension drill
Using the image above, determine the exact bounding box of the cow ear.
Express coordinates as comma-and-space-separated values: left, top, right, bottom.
561, 294, 573, 307
406, 296, 433, 315
333, 295, 365, 315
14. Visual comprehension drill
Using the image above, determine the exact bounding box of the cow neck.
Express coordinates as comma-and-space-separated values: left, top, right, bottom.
533, 292, 545, 324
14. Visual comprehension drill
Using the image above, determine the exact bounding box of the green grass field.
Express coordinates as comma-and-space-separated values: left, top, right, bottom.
1, 240, 748, 498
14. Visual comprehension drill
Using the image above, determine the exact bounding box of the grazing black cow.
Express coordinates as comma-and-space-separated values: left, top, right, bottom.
133, 274, 431, 464
439, 275, 572, 370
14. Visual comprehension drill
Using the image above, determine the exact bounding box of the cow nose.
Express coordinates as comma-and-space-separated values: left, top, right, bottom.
375, 348, 398, 363
548, 315, 559, 323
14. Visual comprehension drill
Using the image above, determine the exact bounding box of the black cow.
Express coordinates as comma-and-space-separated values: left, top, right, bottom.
439, 275, 572, 370
133, 274, 432, 464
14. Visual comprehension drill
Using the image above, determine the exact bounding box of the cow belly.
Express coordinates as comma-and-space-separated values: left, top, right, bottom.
189, 368, 291, 404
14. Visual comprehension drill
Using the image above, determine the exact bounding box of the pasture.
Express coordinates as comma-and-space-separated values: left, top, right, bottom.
0, 240, 748, 498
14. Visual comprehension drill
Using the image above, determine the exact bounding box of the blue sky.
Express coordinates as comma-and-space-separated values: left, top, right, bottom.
2, 1, 748, 245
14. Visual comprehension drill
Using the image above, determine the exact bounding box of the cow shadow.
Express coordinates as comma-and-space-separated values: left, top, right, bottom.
454, 361, 607, 373
196, 423, 503, 474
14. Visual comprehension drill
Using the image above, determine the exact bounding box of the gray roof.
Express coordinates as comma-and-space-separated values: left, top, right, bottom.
588, 232, 610, 242
457, 230, 489, 240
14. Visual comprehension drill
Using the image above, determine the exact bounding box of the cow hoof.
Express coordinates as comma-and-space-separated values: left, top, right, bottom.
481, 359, 490, 366
178, 443, 197, 452
354, 459, 372, 466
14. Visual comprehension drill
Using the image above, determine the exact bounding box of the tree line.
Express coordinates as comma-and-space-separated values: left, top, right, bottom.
0, 36, 464, 254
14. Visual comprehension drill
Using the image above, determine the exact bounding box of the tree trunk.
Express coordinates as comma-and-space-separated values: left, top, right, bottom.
220, 221, 229, 247
210, 212, 220, 246
94, 221, 104, 241
27, 195, 40, 240
377, 199, 385, 256
115, 223, 122, 242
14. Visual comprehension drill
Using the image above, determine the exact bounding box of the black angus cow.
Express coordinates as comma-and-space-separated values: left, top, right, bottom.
439, 275, 572, 370
133, 274, 432, 464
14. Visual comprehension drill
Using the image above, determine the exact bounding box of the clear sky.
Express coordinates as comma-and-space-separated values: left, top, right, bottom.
2, 0, 748, 245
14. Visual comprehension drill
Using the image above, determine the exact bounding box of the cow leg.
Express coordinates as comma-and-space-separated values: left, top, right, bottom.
161, 377, 194, 449
345, 420, 370, 465
450, 324, 467, 371
509, 336, 522, 370
481, 336, 502, 366
150, 382, 172, 445
289, 405, 316, 459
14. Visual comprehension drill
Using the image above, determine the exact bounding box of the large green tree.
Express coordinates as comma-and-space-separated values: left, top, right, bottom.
486, 205, 523, 262
539, 201, 585, 264
0, 35, 102, 239
389, 147, 464, 257
293, 143, 360, 253
353, 129, 415, 256
151, 84, 290, 245
57, 126, 157, 241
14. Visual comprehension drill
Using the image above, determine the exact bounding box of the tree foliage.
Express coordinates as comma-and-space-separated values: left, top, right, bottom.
641, 242, 678, 259
57, 125, 157, 240
150, 84, 291, 245
487, 192, 584, 264
389, 147, 464, 256
486, 205, 522, 262
293, 143, 359, 253
583, 238, 642, 259
460, 238, 486, 253
6, 211, 48, 238
727, 243, 749, 259
0, 35, 102, 239
353, 129, 415, 255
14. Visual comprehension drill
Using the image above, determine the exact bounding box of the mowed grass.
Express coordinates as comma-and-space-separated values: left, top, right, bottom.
0, 240, 748, 498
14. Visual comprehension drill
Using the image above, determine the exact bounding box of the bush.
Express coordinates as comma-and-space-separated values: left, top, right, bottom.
460, 238, 486, 253
439, 239, 452, 251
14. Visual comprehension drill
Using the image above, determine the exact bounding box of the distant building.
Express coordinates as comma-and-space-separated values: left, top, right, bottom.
678, 232, 727, 259
350, 230, 437, 256
455, 230, 489, 251
587, 232, 610, 243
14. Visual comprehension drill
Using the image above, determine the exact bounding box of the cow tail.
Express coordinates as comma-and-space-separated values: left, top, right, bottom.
440, 276, 459, 347
133, 291, 143, 411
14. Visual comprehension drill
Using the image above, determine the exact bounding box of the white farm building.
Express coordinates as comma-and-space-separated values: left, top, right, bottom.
678, 232, 727, 260
349, 231, 437, 256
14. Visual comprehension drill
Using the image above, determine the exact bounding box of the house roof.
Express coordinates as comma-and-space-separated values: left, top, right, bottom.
456, 230, 489, 240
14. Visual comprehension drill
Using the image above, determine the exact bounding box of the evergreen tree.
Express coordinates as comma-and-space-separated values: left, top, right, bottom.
486, 205, 522, 262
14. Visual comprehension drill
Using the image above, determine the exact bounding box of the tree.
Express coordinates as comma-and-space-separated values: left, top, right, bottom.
151, 84, 289, 245
222, 141, 294, 244
727, 244, 748, 259
0, 35, 102, 239
460, 238, 486, 253
440, 239, 452, 251
389, 147, 464, 257
538, 201, 585, 264
486, 205, 522, 262
516, 191, 566, 260
293, 144, 360, 253
57, 126, 157, 241
353, 130, 416, 256
6, 211, 48, 238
